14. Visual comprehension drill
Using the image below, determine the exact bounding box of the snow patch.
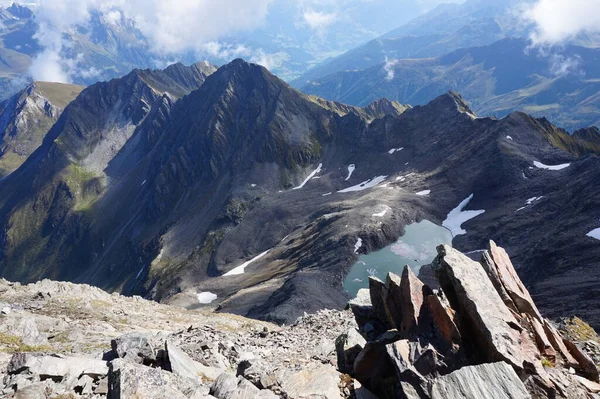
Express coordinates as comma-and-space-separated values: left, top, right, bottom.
533, 161, 571, 171
322, 192, 332, 196
372, 208, 388, 217
517, 196, 544, 212
345, 164, 356, 181
506, 136, 513, 141
416, 190, 431, 196
442, 194, 486, 237
251, 184, 257, 187
388, 147, 404, 155
587, 228, 600, 241
135, 266, 146, 280
197, 292, 218, 304
354, 238, 363, 254
293, 163, 322, 190
339, 176, 387, 193
141, 180, 147, 186
223, 250, 270, 276
526, 196, 544, 205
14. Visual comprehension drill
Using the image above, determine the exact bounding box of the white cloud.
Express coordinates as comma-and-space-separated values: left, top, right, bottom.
523, 0, 600, 45
103, 9, 122, 25
302, 9, 337, 32
27, 0, 275, 82
547, 53, 582, 77
383, 56, 399, 81
251, 50, 289, 71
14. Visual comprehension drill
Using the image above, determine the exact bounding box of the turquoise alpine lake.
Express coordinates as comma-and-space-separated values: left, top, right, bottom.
343, 220, 453, 297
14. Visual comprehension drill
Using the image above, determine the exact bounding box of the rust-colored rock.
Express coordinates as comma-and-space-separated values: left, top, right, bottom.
426, 294, 461, 349
480, 250, 519, 314
543, 321, 579, 367
563, 339, 600, 382
530, 316, 556, 359
432, 245, 542, 371
399, 265, 429, 335
487, 241, 544, 322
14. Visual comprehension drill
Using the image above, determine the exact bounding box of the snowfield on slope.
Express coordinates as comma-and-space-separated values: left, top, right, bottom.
442, 194, 486, 237
293, 163, 322, 190
197, 292, 218, 304
587, 228, 600, 241
516, 196, 544, 212
354, 238, 363, 254
224, 250, 270, 276
372, 207, 388, 217
533, 161, 571, 171
345, 164, 356, 181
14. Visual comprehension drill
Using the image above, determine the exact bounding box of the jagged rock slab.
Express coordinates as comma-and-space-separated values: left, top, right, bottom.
430, 362, 531, 399
383, 273, 404, 330
563, 339, 600, 382
368, 277, 388, 329
486, 241, 544, 321
399, 265, 430, 335
433, 245, 541, 371
425, 294, 461, 349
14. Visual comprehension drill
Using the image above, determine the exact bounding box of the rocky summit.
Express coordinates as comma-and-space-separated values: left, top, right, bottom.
0, 243, 599, 398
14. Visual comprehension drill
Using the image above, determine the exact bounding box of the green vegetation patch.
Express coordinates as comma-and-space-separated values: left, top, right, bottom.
0, 332, 52, 353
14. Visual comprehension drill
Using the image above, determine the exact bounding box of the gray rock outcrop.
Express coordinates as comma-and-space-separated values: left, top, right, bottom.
430, 362, 530, 399
343, 241, 600, 398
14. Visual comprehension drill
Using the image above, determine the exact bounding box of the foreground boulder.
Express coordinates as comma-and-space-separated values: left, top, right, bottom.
343, 241, 600, 398
108, 358, 210, 399
430, 362, 530, 399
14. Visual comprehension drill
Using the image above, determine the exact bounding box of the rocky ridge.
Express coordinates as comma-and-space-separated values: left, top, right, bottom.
0, 243, 599, 398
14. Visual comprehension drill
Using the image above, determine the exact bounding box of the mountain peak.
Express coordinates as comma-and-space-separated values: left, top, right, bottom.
220, 58, 272, 78
426, 91, 476, 117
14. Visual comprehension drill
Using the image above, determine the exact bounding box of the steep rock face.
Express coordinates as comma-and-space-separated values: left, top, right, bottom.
0, 82, 84, 176
0, 62, 216, 283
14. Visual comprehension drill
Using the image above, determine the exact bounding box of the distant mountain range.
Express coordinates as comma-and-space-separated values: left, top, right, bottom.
301, 38, 600, 130
0, 1, 440, 101
291, 0, 532, 87
0, 58, 599, 330
292, 0, 600, 130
